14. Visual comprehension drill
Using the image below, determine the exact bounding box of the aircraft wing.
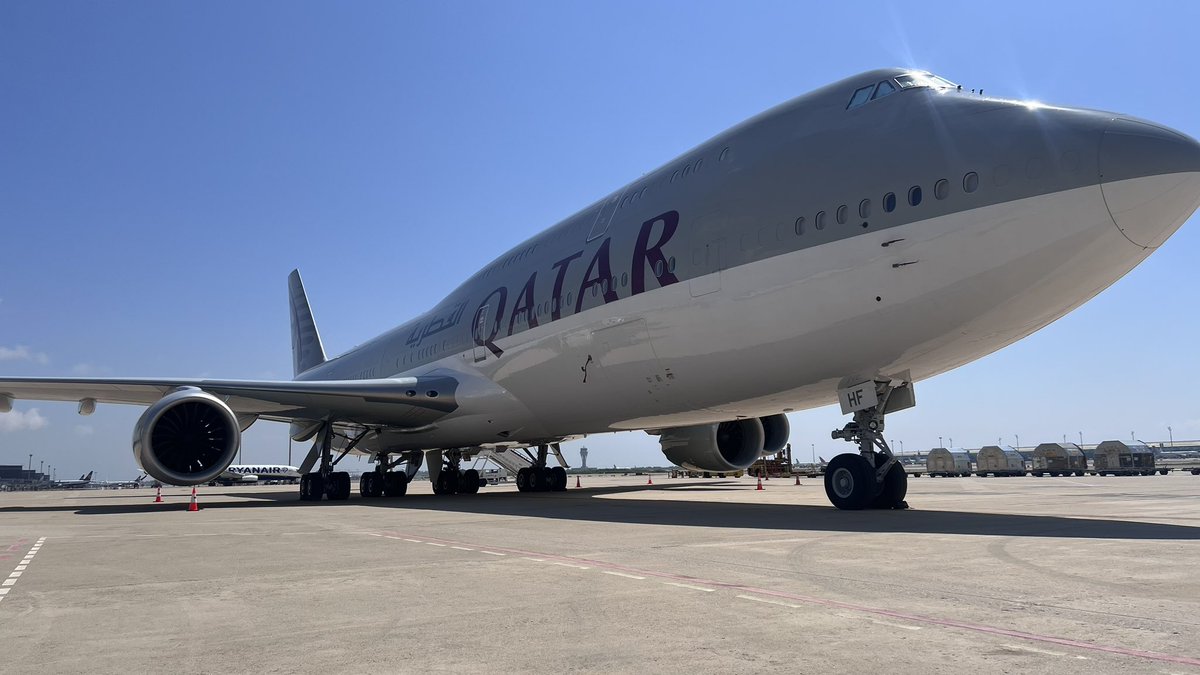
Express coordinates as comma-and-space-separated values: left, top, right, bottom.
0, 375, 459, 429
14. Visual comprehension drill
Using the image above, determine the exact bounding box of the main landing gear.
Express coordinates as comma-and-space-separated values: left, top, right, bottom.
515, 444, 568, 493
299, 424, 356, 502
359, 451, 421, 499
826, 378, 914, 510
428, 450, 483, 496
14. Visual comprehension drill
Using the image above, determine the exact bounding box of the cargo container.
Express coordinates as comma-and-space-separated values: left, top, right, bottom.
926, 448, 971, 477
1031, 443, 1086, 476
1091, 441, 1160, 476
975, 445, 1025, 476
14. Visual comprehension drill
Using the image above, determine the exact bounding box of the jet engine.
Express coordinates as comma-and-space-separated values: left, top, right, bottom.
132, 388, 241, 486
759, 414, 790, 457
659, 418, 765, 473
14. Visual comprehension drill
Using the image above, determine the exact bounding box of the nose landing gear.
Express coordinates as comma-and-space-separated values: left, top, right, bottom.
827, 378, 913, 510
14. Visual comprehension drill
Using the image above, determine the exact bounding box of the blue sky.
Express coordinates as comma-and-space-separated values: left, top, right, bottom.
2, 1, 1199, 480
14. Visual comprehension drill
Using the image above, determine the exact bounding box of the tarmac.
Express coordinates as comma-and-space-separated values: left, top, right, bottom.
0, 472, 1197, 674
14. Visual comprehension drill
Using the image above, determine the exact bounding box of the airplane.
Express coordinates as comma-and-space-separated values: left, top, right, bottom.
215, 464, 302, 485
92, 474, 147, 489
1, 68, 1198, 509
51, 471, 94, 489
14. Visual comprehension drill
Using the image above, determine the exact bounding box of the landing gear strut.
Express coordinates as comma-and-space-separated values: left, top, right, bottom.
516, 444, 568, 493
826, 378, 912, 510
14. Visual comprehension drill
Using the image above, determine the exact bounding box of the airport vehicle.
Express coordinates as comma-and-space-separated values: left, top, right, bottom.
975, 445, 1026, 477
2, 69, 1199, 509
1032, 443, 1087, 477
51, 471, 94, 489
925, 448, 971, 477
1091, 441, 1160, 476
215, 465, 302, 485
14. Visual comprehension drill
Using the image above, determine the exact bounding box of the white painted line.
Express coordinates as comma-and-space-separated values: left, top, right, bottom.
384, 536, 404, 540
663, 581, 715, 592
480, 551, 506, 556
0, 588, 9, 595
868, 618, 922, 631
450, 546, 474, 551
1002, 644, 1077, 658
425, 542, 447, 547
402, 538, 423, 543
736, 594, 805, 609
14, 566, 26, 571
602, 570, 646, 580
520, 557, 546, 562
366, 533, 383, 537
2, 579, 15, 587
551, 561, 590, 570
8, 572, 21, 578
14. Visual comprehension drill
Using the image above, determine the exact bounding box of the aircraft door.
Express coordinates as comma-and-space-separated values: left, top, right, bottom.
472, 305, 491, 363
689, 239, 724, 297
586, 193, 623, 242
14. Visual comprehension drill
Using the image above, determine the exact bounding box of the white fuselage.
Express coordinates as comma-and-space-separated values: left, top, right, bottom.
391, 172, 1197, 450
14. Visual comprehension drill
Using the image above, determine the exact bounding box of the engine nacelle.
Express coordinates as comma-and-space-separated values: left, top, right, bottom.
659, 418, 765, 473
133, 388, 241, 486
759, 414, 790, 457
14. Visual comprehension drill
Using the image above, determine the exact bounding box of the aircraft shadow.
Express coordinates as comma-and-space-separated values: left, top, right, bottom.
2, 483, 1197, 540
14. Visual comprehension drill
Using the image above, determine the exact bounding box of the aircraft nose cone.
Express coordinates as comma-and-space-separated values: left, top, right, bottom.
1100, 118, 1200, 248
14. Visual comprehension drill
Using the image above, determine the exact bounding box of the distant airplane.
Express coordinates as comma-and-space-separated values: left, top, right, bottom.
92, 474, 147, 489
215, 465, 301, 485
52, 471, 93, 489
2, 69, 1199, 509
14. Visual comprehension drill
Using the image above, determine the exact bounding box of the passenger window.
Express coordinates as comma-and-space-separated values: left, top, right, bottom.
794, 216, 806, 235
654, 260, 665, 277
908, 186, 922, 206
815, 211, 826, 230
883, 192, 896, 213
963, 171, 979, 193
668, 256, 676, 273
859, 199, 871, 218
836, 205, 848, 225
934, 179, 949, 200
846, 85, 874, 109
872, 80, 897, 100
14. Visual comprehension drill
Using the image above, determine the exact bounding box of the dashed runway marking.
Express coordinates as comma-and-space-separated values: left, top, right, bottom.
361, 530, 1200, 668
602, 570, 645, 580
1, 537, 45, 605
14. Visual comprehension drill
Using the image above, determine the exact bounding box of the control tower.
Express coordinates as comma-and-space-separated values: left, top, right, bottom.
579, 447, 589, 469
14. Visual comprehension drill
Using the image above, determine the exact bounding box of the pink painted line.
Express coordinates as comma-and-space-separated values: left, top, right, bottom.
376, 529, 1200, 668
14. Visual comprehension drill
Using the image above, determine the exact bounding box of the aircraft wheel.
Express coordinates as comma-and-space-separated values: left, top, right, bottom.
328, 472, 351, 500
824, 454, 874, 510
384, 471, 408, 497
460, 469, 480, 494
302, 473, 326, 501
871, 460, 908, 509
359, 472, 379, 498
516, 468, 529, 492
526, 468, 543, 492
551, 466, 567, 492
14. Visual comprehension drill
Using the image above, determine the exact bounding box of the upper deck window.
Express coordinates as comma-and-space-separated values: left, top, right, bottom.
895, 72, 957, 90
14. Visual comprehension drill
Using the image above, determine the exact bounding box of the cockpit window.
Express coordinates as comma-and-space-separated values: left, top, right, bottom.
895, 72, 957, 90
872, 80, 897, 100
846, 85, 874, 110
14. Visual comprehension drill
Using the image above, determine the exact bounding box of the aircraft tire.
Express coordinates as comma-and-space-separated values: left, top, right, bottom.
551, 466, 567, 492
384, 471, 408, 497
460, 469, 480, 494
329, 472, 351, 500
516, 468, 529, 492
302, 473, 325, 501
824, 454, 874, 510
871, 460, 908, 509
359, 473, 379, 498
526, 468, 543, 492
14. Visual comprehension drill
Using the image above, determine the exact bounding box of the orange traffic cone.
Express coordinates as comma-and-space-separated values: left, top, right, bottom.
756, 477, 764, 490
154, 486, 163, 503
647, 474, 653, 485
794, 475, 801, 486
575, 476, 581, 488
186, 486, 200, 512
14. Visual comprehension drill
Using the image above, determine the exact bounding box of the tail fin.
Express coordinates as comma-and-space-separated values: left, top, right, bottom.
82, 471, 93, 481
289, 270, 328, 377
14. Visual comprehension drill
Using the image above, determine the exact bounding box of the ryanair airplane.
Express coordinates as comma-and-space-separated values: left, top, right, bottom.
3, 69, 1198, 509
